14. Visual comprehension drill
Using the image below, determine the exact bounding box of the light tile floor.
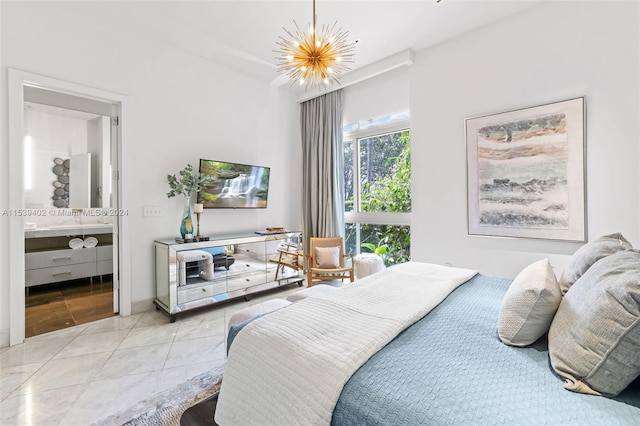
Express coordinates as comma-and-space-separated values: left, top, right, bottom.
0, 284, 305, 426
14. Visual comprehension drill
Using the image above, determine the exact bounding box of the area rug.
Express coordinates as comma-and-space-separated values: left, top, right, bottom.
93, 369, 223, 426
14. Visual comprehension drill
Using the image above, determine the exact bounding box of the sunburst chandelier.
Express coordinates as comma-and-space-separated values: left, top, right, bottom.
276, 0, 356, 89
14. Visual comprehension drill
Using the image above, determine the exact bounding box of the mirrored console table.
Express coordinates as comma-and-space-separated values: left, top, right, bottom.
154, 231, 303, 322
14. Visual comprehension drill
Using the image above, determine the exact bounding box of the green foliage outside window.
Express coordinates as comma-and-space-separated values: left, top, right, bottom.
360, 132, 411, 213
345, 131, 411, 266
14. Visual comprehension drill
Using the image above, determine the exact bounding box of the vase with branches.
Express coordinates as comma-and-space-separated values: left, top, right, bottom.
167, 164, 213, 238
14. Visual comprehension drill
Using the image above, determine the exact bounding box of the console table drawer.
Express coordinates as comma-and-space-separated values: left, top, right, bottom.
25, 263, 98, 287
227, 274, 268, 292
26, 248, 96, 269
178, 282, 226, 304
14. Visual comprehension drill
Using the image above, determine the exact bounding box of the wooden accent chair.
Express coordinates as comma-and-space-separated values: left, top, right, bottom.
306, 237, 354, 287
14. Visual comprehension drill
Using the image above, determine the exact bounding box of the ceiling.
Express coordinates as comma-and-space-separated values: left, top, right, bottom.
66, 1, 541, 92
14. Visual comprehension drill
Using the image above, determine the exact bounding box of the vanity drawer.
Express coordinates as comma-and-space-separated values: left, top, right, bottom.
178, 282, 226, 304
97, 260, 113, 275
97, 246, 113, 261
25, 248, 96, 269
25, 263, 98, 287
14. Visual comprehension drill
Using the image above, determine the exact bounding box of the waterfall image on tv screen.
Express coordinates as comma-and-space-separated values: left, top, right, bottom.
197, 159, 270, 208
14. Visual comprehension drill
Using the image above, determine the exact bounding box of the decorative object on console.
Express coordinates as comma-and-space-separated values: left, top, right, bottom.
180, 198, 193, 239
193, 203, 204, 240
166, 164, 213, 238
275, 0, 356, 89
465, 97, 586, 242
256, 227, 291, 235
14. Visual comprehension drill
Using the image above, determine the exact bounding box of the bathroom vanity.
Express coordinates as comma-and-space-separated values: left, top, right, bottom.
24, 224, 113, 288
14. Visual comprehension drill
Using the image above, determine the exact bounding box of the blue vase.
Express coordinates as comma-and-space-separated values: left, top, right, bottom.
180, 198, 193, 238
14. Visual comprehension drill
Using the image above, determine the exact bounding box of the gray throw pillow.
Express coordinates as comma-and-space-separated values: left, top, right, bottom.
548, 249, 640, 396
558, 232, 632, 294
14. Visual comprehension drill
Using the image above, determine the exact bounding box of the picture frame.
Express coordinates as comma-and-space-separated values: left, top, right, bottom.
465, 97, 586, 242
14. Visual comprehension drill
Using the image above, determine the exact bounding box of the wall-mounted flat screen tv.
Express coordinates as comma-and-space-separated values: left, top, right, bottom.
197, 159, 270, 209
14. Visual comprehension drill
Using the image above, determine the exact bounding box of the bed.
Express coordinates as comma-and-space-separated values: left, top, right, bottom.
214, 243, 640, 425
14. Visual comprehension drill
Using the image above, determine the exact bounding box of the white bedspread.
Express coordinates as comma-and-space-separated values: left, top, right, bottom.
214, 262, 478, 426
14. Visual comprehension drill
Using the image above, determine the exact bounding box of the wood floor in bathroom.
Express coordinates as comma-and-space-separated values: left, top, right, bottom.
25, 276, 116, 338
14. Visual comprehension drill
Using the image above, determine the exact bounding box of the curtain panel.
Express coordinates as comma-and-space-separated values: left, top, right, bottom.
300, 89, 345, 254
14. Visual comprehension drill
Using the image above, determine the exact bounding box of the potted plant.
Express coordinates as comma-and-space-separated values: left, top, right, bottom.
167, 164, 212, 238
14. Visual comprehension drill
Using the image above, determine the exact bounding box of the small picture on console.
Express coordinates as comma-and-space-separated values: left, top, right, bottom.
197, 159, 270, 209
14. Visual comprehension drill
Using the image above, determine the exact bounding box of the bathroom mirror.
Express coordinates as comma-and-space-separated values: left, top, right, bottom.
24, 100, 112, 209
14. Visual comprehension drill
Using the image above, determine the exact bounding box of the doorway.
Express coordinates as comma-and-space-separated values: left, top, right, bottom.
8, 69, 129, 346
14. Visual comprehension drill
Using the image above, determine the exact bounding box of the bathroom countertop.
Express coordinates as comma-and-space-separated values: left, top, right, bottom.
24, 224, 113, 238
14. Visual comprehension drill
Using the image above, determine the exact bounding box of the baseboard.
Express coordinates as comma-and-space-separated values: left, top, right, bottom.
0, 328, 9, 348
131, 298, 155, 315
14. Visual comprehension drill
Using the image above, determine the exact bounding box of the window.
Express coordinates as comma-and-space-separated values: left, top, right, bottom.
344, 114, 411, 265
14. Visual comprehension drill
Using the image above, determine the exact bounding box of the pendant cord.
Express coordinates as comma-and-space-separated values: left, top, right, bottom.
312, 0, 316, 36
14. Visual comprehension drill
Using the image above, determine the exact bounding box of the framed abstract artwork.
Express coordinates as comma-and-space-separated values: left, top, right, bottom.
465, 97, 586, 241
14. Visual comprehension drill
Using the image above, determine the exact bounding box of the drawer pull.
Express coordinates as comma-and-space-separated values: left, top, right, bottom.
202, 288, 207, 292
52, 271, 72, 276
52, 256, 73, 261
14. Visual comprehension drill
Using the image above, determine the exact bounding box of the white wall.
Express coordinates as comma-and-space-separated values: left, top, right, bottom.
24, 109, 88, 208
0, 2, 301, 340
343, 66, 410, 126
410, 1, 640, 278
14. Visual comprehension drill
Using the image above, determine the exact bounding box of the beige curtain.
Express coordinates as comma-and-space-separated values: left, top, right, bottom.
300, 89, 345, 255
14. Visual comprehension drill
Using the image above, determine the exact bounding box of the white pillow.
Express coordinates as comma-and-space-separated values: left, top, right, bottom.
497, 259, 561, 347
315, 246, 340, 269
